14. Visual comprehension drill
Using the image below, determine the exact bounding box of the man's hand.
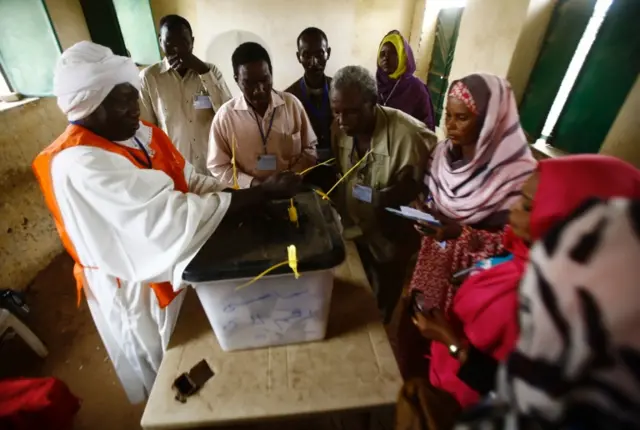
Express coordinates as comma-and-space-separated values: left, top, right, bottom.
261, 172, 302, 199
168, 53, 209, 75
376, 166, 419, 208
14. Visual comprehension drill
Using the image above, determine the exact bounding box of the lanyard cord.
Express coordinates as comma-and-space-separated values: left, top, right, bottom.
318, 148, 374, 200
131, 137, 152, 169
299, 77, 330, 120
382, 80, 401, 106
252, 107, 277, 152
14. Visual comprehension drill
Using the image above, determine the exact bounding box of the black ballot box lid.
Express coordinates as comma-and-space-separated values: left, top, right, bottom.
182, 191, 345, 283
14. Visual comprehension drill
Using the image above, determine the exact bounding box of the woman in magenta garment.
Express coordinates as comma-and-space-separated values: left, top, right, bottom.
416, 155, 640, 408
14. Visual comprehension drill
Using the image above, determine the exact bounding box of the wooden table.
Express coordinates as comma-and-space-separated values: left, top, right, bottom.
141, 242, 402, 429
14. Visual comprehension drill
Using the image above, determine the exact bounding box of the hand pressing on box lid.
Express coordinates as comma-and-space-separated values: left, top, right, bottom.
262, 172, 302, 200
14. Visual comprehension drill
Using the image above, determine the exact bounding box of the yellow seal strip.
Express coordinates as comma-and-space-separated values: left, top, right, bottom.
321, 148, 373, 200
231, 135, 240, 190
298, 158, 335, 176
288, 198, 299, 227
235, 245, 300, 290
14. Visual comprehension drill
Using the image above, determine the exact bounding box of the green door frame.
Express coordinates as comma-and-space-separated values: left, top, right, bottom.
79, 0, 127, 57
550, 0, 640, 153
518, 0, 596, 142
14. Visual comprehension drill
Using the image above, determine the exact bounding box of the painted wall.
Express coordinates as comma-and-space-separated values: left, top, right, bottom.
599, 76, 640, 168
148, 0, 417, 97
0, 0, 89, 291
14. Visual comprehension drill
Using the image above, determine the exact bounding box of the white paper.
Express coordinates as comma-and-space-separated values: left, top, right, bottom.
399, 206, 441, 226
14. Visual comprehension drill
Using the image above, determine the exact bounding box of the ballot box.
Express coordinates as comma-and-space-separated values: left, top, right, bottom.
183, 191, 345, 351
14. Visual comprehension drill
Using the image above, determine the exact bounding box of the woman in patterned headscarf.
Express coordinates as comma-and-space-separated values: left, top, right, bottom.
397, 73, 536, 379
398, 198, 640, 430
455, 197, 640, 430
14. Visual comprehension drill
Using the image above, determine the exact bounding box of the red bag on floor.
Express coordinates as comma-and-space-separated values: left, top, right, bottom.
0, 377, 80, 430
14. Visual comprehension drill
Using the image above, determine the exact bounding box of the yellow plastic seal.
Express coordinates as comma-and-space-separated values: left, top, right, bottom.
287, 245, 300, 279
236, 245, 300, 290
288, 198, 299, 227
231, 135, 240, 190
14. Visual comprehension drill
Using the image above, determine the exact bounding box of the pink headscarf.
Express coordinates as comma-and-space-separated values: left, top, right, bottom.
425, 73, 536, 225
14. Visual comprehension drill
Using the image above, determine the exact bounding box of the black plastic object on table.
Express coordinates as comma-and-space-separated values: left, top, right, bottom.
182, 191, 346, 283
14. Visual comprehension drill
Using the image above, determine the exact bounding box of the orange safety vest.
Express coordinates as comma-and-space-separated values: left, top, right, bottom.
32, 121, 187, 309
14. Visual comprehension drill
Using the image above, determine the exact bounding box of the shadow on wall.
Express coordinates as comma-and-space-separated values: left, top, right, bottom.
205, 30, 272, 98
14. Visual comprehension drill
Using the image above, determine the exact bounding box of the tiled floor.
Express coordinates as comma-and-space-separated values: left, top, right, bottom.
0, 253, 399, 430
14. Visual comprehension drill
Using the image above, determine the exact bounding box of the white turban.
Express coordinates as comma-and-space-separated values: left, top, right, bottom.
54, 41, 140, 121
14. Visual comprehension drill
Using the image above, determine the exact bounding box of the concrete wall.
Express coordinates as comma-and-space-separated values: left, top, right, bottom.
413, 2, 440, 84
447, 0, 554, 90
0, 0, 89, 291
599, 76, 640, 168
0, 98, 67, 291
506, 0, 556, 103
149, 0, 417, 97
44, 0, 91, 50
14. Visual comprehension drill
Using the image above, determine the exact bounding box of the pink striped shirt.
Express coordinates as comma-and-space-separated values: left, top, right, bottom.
207, 91, 317, 188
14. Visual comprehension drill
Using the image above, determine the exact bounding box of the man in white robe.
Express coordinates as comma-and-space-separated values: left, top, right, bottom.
33, 41, 300, 403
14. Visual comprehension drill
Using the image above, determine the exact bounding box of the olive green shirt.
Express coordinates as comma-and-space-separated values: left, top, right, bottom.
332, 105, 437, 262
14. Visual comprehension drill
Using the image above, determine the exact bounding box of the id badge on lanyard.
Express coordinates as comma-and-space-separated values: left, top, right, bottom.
193, 89, 213, 110
257, 154, 277, 171
193, 95, 213, 110
352, 184, 373, 203
254, 107, 277, 171
351, 142, 375, 204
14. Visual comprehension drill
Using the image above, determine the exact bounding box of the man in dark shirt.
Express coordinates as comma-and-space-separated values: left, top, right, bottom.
285, 27, 333, 163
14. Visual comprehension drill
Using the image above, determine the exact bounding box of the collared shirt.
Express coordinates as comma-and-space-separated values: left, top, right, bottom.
333, 105, 437, 261
207, 91, 318, 188
285, 76, 333, 161
139, 58, 232, 174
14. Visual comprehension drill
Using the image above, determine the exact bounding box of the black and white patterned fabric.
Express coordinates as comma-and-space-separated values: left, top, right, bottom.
455, 198, 640, 430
